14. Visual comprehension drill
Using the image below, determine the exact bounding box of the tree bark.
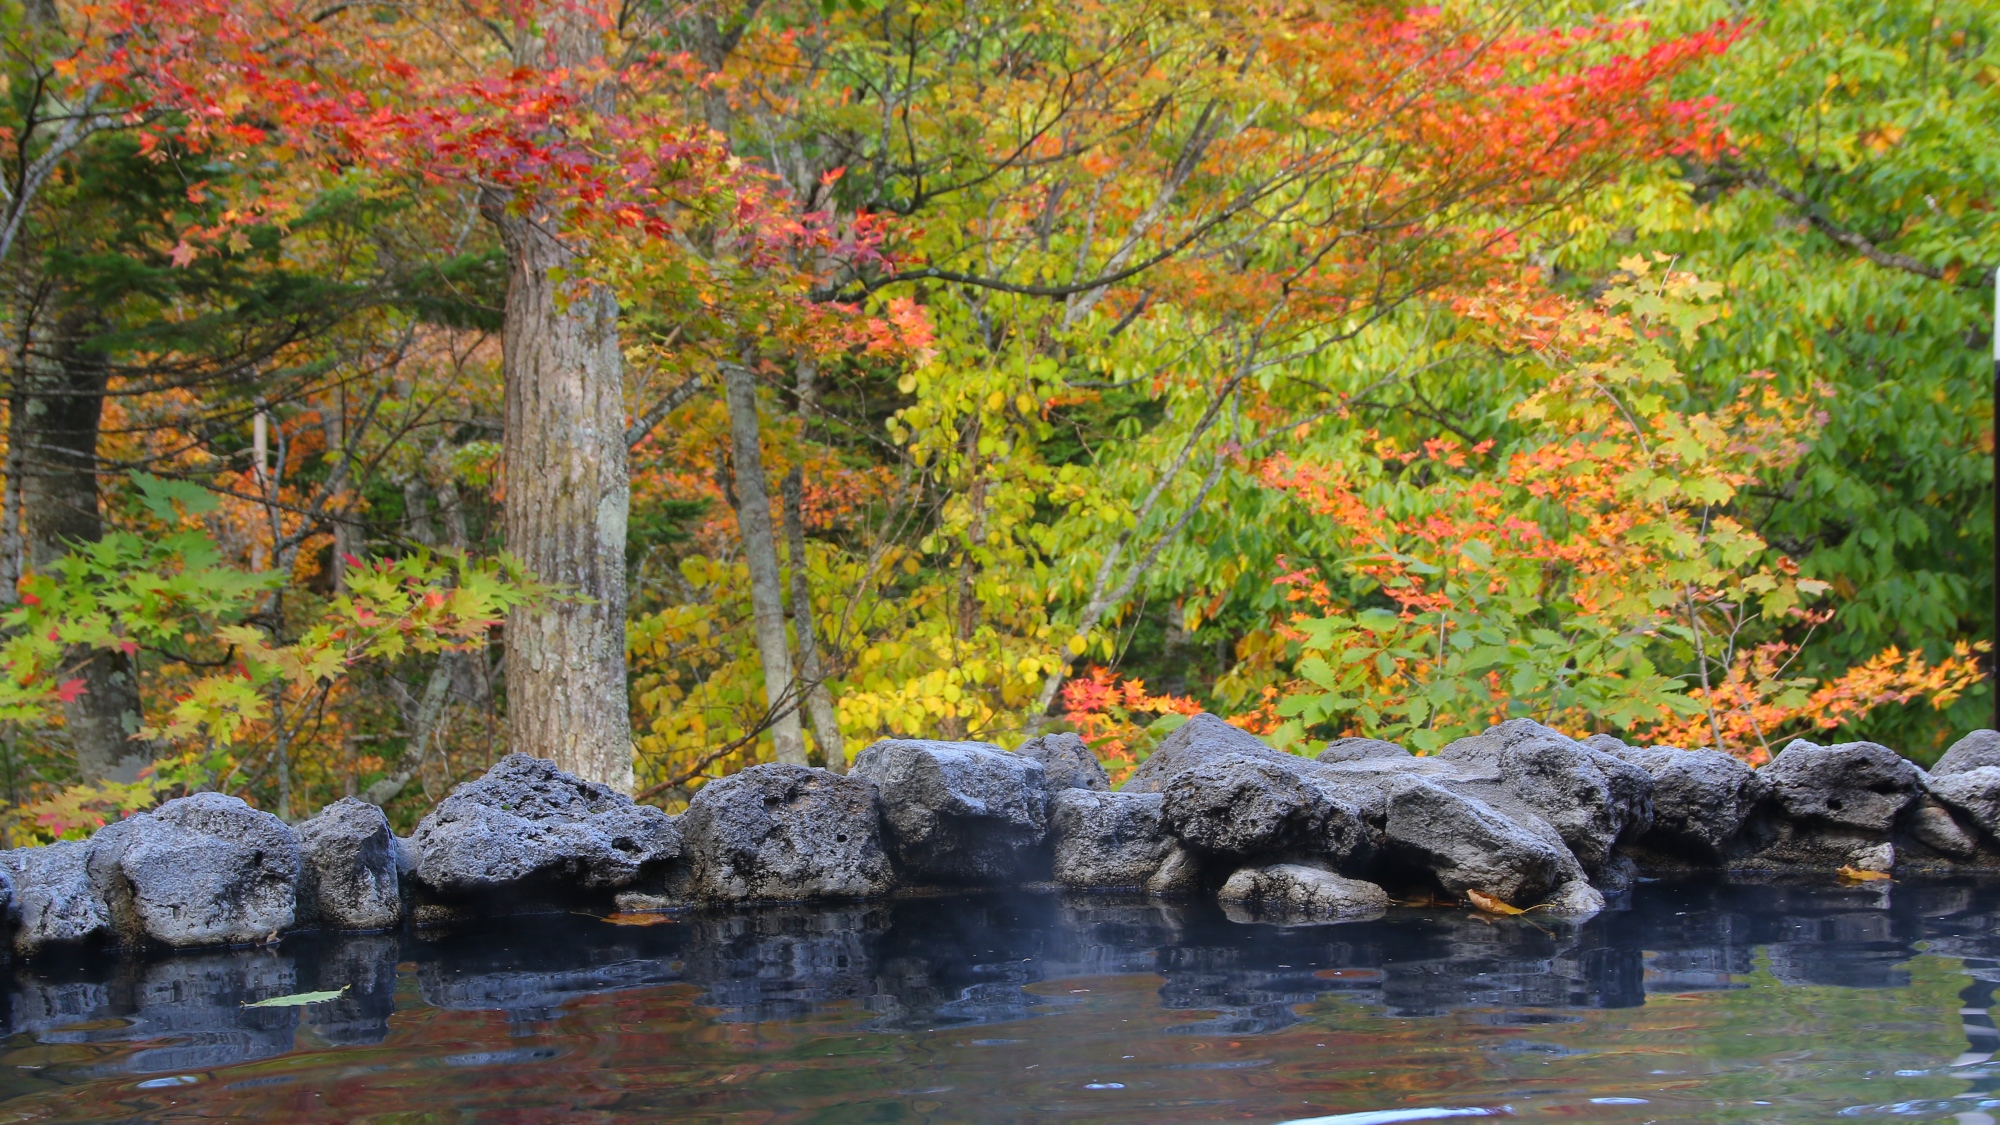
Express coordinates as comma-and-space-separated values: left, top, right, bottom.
782, 466, 844, 772
725, 363, 806, 765
475, 5, 632, 791
18, 323, 151, 782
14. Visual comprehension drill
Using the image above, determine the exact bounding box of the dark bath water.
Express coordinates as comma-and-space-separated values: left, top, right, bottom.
2, 880, 1998, 1123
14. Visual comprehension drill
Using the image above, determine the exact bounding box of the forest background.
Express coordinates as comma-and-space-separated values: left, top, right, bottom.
0, 0, 1993, 840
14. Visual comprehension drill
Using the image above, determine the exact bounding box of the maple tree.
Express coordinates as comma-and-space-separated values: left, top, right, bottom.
0, 0, 1988, 837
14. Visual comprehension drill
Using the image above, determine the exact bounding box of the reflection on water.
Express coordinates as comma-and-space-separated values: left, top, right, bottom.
0, 879, 1995, 1122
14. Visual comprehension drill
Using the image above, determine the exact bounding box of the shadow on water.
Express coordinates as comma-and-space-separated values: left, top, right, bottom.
4, 878, 2000, 1121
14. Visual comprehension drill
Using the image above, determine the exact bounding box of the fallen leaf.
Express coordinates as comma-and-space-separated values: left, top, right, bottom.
601, 912, 672, 926
1836, 866, 1891, 882
243, 987, 347, 1008
1466, 889, 1526, 915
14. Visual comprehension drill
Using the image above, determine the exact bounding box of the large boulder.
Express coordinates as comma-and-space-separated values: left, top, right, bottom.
409, 754, 681, 898
1217, 863, 1389, 924
1926, 766, 2000, 842
1122, 713, 1286, 794
1, 840, 112, 956
1318, 737, 1412, 765
1758, 739, 1921, 833
1159, 751, 1376, 863
296, 798, 402, 931
1905, 795, 1983, 859
1015, 732, 1109, 792
1615, 746, 1764, 861
1048, 789, 1173, 889
676, 764, 895, 903
851, 739, 1049, 883
1934, 730, 2000, 777
1438, 720, 1652, 871
86, 793, 301, 949
1376, 774, 1571, 904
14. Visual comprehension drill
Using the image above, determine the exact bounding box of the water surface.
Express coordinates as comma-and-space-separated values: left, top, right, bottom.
2, 879, 1996, 1123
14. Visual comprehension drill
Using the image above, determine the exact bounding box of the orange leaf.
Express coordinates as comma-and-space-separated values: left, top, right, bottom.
600, 912, 672, 926
1467, 889, 1525, 914
1836, 866, 1891, 883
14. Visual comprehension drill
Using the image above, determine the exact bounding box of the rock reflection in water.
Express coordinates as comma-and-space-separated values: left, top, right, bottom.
3, 878, 1999, 1085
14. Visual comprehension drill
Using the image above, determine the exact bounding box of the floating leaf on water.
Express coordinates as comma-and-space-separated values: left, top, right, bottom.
1465, 890, 1525, 915
1836, 866, 1891, 882
601, 912, 672, 926
242, 987, 347, 1008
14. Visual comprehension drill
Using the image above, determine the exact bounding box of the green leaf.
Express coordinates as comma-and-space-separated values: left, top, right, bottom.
130, 472, 218, 521
243, 987, 348, 1008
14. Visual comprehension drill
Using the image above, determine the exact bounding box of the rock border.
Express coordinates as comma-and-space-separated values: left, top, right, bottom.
1, 715, 1985, 954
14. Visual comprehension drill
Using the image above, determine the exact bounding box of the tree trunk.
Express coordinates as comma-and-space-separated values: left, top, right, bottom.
476, 5, 632, 791
725, 363, 806, 765
782, 466, 844, 772
18, 326, 151, 782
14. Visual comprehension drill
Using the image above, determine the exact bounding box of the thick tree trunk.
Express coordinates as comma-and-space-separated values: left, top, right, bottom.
478, 6, 633, 791
725, 364, 806, 765
484, 207, 632, 790
18, 331, 151, 782
782, 466, 844, 772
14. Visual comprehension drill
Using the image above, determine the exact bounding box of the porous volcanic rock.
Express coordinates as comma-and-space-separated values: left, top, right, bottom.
1122, 713, 1287, 794
676, 763, 895, 903
1317, 738, 1412, 764
297, 798, 402, 931
1144, 842, 1205, 897
1758, 739, 1921, 833
408, 755, 680, 901
1375, 774, 1571, 904
1217, 863, 1389, 923
0, 840, 112, 955
1015, 732, 1109, 792
1438, 719, 1651, 872
1049, 789, 1173, 889
1926, 766, 2000, 841
1160, 751, 1337, 859
86, 792, 300, 948
1934, 730, 2000, 777
1905, 796, 1982, 859
851, 739, 1049, 883
1615, 746, 1764, 861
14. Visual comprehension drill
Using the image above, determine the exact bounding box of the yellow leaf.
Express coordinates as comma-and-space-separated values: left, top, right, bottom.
1466, 889, 1525, 915
1836, 866, 1891, 883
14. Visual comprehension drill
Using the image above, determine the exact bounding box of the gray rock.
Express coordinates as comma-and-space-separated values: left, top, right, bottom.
1122, 713, 1284, 794
1934, 730, 2000, 777
1377, 774, 1570, 903
1758, 739, 1921, 833
0, 840, 113, 955
1144, 842, 1205, 897
851, 739, 1049, 883
1731, 819, 1898, 872
1927, 766, 2000, 840
1438, 719, 1650, 871
676, 764, 894, 903
1160, 751, 1340, 859
1538, 880, 1606, 920
1016, 732, 1109, 791
1217, 863, 1389, 923
1049, 789, 1172, 889
297, 798, 401, 931
1906, 796, 1981, 859
86, 792, 300, 948
1616, 746, 1764, 860
1318, 738, 1412, 764
409, 754, 681, 896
